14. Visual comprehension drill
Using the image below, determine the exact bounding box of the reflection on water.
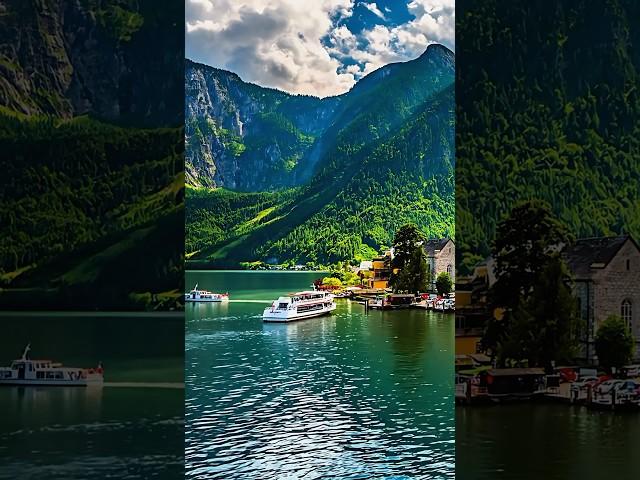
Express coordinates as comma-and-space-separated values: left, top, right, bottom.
186, 271, 454, 479
457, 403, 640, 479
5, 385, 103, 422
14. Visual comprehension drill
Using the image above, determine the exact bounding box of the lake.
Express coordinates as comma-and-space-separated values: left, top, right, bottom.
457, 403, 640, 479
0, 312, 184, 479
185, 270, 454, 479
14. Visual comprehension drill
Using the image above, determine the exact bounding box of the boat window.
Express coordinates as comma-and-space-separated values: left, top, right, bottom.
55, 372, 64, 379
37, 371, 44, 379
298, 303, 324, 313
278, 303, 289, 309
46, 371, 55, 379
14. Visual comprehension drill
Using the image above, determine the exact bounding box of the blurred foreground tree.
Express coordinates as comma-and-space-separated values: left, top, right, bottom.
436, 272, 453, 295
484, 200, 577, 367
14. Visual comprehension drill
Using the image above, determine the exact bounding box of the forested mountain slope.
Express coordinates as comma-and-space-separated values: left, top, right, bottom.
186, 45, 455, 266
456, 0, 640, 272
0, 0, 183, 309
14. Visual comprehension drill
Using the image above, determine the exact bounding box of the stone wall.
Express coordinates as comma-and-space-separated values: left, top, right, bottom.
433, 240, 456, 282
592, 239, 640, 358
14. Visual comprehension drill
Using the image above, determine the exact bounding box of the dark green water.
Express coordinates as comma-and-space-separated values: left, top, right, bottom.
0, 313, 184, 479
457, 404, 640, 479
185, 271, 454, 479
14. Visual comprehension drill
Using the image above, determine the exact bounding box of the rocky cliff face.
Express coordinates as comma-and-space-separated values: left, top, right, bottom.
0, 0, 182, 126
185, 59, 340, 190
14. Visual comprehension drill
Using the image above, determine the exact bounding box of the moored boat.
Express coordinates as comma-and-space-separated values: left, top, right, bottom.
263, 291, 336, 322
0, 344, 104, 386
185, 284, 229, 302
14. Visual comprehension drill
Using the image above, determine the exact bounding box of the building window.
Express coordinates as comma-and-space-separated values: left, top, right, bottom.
446, 264, 453, 276
621, 299, 632, 329
627, 259, 631, 271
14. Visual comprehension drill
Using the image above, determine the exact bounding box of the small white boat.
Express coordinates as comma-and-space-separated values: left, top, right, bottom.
263, 291, 336, 322
185, 284, 229, 302
0, 344, 104, 386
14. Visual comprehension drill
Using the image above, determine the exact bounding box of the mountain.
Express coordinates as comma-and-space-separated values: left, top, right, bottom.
186, 44, 455, 266
0, 1, 184, 310
0, 0, 182, 126
456, 0, 640, 273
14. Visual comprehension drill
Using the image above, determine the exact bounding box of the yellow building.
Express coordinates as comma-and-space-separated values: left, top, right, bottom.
358, 253, 393, 289
456, 334, 483, 355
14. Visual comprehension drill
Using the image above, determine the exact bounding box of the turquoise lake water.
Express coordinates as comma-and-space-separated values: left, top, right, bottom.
457, 403, 640, 479
185, 271, 454, 479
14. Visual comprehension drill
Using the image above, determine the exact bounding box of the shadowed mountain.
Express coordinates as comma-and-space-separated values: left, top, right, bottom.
0, 1, 184, 310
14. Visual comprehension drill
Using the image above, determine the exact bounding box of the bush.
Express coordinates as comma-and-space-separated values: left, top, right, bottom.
595, 315, 635, 373
436, 272, 453, 295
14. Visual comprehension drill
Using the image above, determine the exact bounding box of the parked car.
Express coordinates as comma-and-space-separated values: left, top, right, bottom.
570, 376, 599, 397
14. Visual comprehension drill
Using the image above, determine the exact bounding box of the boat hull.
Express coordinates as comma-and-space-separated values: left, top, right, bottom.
185, 297, 228, 303
263, 304, 336, 322
0, 378, 103, 387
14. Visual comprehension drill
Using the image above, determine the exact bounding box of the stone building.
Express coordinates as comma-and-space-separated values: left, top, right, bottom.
563, 235, 640, 362
423, 238, 455, 291
455, 235, 640, 362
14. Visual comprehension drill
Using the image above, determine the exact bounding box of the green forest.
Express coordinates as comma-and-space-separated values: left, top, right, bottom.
456, 0, 640, 273
0, 0, 184, 309
0, 114, 184, 309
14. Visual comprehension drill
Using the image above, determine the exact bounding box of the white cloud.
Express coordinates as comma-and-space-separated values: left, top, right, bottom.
362, 2, 386, 20
352, 0, 455, 77
186, 0, 454, 96
186, 0, 357, 97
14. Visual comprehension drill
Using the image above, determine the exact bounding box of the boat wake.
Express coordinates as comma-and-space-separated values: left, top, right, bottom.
103, 382, 184, 389
228, 299, 271, 304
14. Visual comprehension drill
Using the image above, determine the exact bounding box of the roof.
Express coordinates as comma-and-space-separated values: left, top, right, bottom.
423, 238, 453, 256
562, 235, 636, 276
487, 368, 545, 377
468, 353, 491, 364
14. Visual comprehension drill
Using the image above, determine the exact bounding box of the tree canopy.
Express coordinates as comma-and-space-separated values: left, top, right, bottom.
483, 202, 577, 367
389, 224, 430, 294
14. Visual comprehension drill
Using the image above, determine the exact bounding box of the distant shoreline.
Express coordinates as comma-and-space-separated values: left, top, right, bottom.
0, 311, 184, 318
186, 269, 329, 273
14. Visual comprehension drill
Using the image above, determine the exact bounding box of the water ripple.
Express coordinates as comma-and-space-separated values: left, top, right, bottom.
186, 300, 454, 479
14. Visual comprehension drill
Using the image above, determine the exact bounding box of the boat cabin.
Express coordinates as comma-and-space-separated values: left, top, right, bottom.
484, 368, 546, 396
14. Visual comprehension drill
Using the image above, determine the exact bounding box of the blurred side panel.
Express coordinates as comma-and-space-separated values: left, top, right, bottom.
0, 1, 185, 479
456, 0, 640, 478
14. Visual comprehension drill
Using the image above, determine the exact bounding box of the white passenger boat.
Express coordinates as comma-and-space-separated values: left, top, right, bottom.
185, 284, 229, 302
0, 344, 104, 386
263, 291, 336, 322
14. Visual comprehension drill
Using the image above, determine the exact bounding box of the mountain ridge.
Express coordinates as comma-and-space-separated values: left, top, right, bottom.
186, 44, 455, 265
185, 43, 454, 191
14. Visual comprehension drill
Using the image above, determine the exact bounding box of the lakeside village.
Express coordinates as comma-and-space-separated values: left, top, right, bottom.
237, 225, 457, 312
186, 224, 456, 317
455, 201, 640, 411
309, 235, 456, 312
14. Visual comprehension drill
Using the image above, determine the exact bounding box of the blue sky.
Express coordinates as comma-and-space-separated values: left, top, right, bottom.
186, 1, 454, 97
